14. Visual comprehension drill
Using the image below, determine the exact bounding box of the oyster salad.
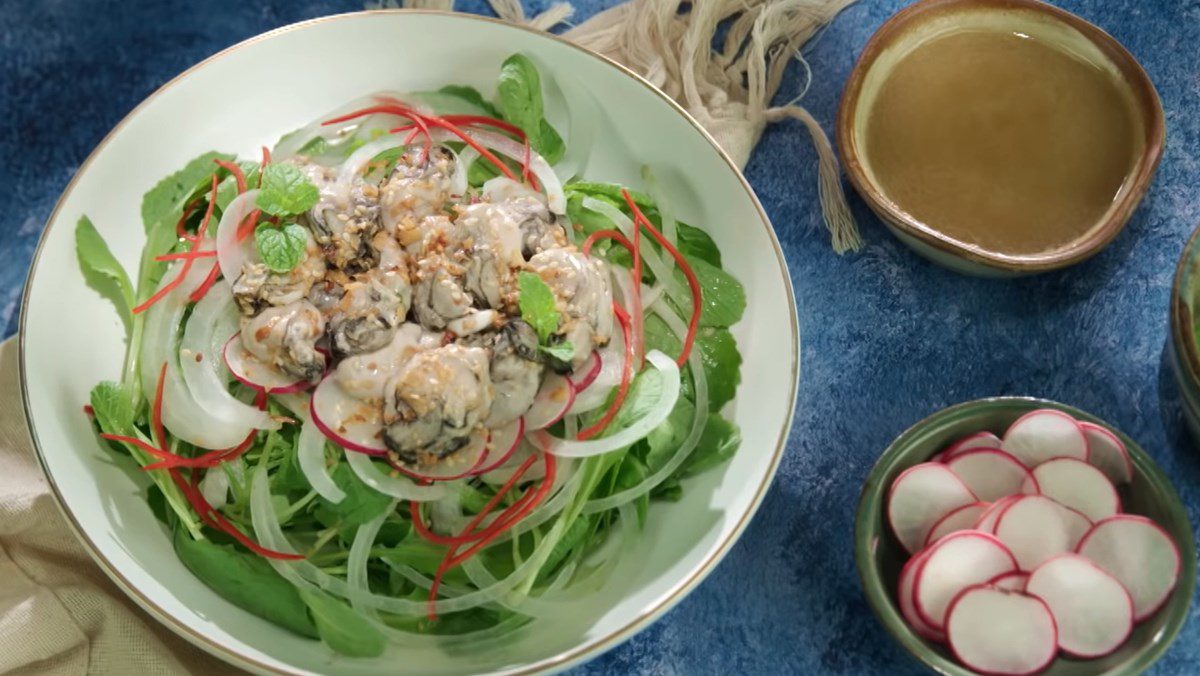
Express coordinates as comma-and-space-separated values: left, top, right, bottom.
76, 54, 745, 655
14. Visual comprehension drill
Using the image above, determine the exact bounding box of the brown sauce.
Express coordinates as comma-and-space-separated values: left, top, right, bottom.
865, 29, 1138, 256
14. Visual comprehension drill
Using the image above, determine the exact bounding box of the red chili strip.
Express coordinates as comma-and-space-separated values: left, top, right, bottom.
409, 452, 539, 546
175, 201, 200, 240
235, 208, 262, 242
576, 303, 634, 440
621, 189, 702, 366
133, 176, 219, 314
214, 158, 247, 194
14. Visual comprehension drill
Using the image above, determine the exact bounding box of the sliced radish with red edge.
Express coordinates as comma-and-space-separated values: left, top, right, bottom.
947, 449, 1036, 501
898, 548, 945, 642
941, 431, 1003, 462
913, 530, 1018, 629
888, 463, 978, 554
470, 418, 525, 476
1076, 515, 1180, 621
1023, 457, 1119, 521
974, 495, 1023, 534
946, 585, 1058, 675
925, 502, 989, 547
524, 373, 575, 431
1079, 422, 1133, 485
311, 375, 387, 456
988, 571, 1029, 592
223, 333, 311, 394
994, 495, 1091, 571
569, 351, 602, 391
1002, 409, 1087, 467
1025, 553, 1133, 658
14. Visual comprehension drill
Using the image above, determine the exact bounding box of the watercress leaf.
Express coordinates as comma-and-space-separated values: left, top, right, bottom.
317, 464, 392, 527
467, 156, 502, 187
676, 222, 722, 268
642, 314, 681, 358
146, 483, 172, 526
563, 182, 654, 210
496, 54, 544, 146
681, 415, 741, 477
696, 327, 742, 412
383, 537, 448, 576
89, 381, 135, 433
645, 396, 696, 473
539, 341, 575, 362
432, 85, 501, 117
75, 216, 134, 331
612, 368, 665, 430
256, 163, 319, 216
174, 527, 319, 638
679, 256, 745, 328
297, 587, 385, 657
651, 476, 683, 501
540, 514, 594, 576
518, 271, 561, 342
616, 454, 650, 525
141, 151, 233, 232
537, 119, 565, 165
255, 224, 308, 273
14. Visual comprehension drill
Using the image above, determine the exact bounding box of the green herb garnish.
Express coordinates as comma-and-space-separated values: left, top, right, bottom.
254, 223, 308, 273
256, 163, 319, 216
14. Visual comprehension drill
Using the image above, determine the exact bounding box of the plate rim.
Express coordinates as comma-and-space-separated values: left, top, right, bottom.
18, 8, 800, 674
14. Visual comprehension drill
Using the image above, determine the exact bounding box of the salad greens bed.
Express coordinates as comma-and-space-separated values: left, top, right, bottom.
76, 54, 746, 656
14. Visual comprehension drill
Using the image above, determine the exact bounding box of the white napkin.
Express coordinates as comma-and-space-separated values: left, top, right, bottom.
0, 338, 233, 675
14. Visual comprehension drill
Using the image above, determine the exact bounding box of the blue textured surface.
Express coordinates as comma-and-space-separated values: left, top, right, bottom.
4, 0, 1200, 673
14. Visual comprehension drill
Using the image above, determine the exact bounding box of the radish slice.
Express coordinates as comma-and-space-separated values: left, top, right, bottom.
388, 430, 489, 481
310, 375, 387, 456
223, 333, 312, 394
1076, 515, 1181, 621
888, 463, 978, 554
470, 418, 525, 476
925, 502, 990, 547
898, 549, 945, 642
1025, 553, 1134, 657
524, 373, 575, 431
994, 495, 1092, 570
913, 530, 1018, 629
946, 449, 1036, 501
974, 495, 1023, 534
1002, 409, 1087, 467
569, 351, 602, 391
1023, 457, 1120, 521
946, 585, 1058, 675
989, 571, 1029, 592
1080, 422, 1134, 484
941, 431, 1003, 462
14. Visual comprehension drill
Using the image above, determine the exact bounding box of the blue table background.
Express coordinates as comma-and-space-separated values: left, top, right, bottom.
3, 0, 1199, 672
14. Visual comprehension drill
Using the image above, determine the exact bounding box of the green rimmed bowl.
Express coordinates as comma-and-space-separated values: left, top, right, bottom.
1169, 223, 1200, 443
854, 397, 1195, 675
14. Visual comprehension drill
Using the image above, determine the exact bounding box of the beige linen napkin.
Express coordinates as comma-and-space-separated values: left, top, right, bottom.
3, 2, 854, 673
0, 338, 231, 675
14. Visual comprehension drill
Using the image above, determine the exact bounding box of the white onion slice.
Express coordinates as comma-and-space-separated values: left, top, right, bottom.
179, 280, 276, 430
215, 190, 260, 285
297, 412, 346, 504
344, 449, 447, 502
529, 350, 680, 458
199, 468, 230, 510
427, 128, 564, 214
583, 303, 707, 513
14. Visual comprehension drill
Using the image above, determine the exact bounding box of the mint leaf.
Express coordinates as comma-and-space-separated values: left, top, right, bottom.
254, 224, 307, 273
75, 217, 134, 330
539, 341, 575, 362
518, 271, 561, 342
256, 164, 319, 216
141, 151, 234, 233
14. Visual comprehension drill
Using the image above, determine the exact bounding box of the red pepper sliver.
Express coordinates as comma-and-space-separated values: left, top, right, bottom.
214, 158, 247, 194
577, 302, 634, 440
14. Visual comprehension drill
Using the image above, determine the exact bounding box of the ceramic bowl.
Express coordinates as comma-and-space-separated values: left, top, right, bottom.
1169, 224, 1200, 443
855, 397, 1195, 674
18, 11, 800, 674
837, 0, 1164, 277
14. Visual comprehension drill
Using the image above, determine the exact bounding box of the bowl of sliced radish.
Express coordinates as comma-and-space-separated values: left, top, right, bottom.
855, 397, 1195, 675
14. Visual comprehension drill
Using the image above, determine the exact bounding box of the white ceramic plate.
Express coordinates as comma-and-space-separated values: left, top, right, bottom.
20, 10, 798, 674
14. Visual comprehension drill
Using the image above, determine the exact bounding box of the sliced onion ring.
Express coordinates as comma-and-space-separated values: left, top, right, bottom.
215, 190, 259, 285
529, 350, 680, 458
223, 333, 312, 394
